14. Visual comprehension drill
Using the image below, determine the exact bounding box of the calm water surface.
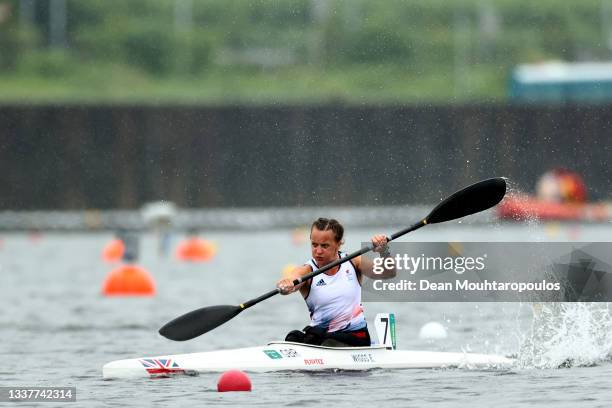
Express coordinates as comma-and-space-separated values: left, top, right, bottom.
1, 223, 612, 407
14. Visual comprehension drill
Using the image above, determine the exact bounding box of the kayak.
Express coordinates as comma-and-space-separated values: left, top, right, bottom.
103, 340, 513, 379
103, 313, 513, 379
103, 341, 513, 379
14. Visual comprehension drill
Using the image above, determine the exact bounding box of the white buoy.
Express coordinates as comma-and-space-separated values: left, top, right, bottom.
418, 322, 448, 340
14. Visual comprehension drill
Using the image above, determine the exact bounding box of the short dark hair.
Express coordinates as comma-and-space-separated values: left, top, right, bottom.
311, 218, 344, 243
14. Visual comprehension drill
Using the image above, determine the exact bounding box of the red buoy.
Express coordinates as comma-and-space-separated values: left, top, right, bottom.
102, 264, 156, 296
217, 370, 252, 392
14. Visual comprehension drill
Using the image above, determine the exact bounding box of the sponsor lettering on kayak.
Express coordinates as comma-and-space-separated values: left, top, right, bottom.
351, 353, 375, 363
263, 350, 283, 359
279, 348, 300, 358
304, 358, 324, 365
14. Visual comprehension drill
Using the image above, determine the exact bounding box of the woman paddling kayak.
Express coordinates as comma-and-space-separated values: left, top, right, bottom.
277, 217, 396, 347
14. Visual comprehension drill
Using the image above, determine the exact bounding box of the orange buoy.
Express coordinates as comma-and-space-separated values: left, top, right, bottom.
291, 227, 308, 246
102, 264, 156, 296
217, 370, 252, 392
175, 238, 216, 262
102, 238, 125, 262
282, 264, 297, 278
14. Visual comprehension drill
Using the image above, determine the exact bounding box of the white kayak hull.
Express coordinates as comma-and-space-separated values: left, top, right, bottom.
103, 341, 514, 379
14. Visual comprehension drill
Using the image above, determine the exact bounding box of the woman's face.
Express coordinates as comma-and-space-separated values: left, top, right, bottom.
310, 227, 340, 266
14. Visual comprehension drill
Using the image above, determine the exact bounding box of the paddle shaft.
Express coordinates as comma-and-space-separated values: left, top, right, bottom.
240, 219, 426, 310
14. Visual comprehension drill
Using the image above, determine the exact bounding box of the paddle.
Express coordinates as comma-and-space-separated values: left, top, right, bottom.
159, 177, 507, 341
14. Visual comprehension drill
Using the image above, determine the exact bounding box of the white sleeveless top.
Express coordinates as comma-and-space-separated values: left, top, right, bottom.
304, 252, 366, 332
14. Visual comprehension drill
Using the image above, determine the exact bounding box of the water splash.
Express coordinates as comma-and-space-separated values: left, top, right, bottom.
503, 179, 542, 226
517, 302, 612, 368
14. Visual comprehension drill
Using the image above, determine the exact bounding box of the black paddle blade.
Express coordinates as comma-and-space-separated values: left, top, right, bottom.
425, 177, 506, 224
159, 305, 243, 341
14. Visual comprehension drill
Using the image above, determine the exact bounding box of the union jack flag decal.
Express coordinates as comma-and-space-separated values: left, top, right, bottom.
140, 358, 185, 377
